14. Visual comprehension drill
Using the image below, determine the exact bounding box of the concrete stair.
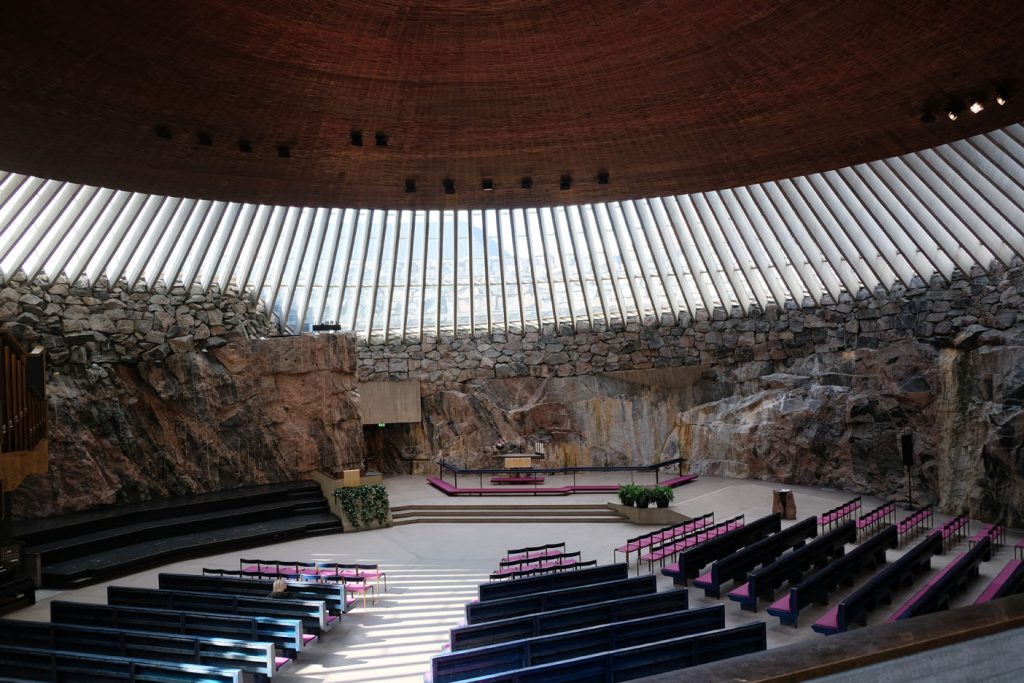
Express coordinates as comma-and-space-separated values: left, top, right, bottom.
390, 503, 628, 525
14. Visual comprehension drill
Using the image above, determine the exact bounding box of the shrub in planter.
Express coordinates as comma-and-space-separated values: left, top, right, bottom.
333, 484, 391, 529
634, 487, 653, 508
651, 486, 674, 508
618, 484, 641, 507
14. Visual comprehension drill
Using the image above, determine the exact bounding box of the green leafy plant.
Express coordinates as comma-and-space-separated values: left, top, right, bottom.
634, 487, 653, 508
618, 483, 641, 507
650, 486, 674, 508
333, 484, 391, 529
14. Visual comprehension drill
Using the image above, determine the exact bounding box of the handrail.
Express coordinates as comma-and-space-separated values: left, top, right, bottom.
436, 457, 686, 487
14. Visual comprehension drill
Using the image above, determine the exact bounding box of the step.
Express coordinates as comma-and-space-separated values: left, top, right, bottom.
392, 515, 625, 525
391, 507, 617, 519
390, 504, 617, 512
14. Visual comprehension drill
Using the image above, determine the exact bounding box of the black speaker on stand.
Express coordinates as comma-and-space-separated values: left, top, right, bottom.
901, 434, 914, 509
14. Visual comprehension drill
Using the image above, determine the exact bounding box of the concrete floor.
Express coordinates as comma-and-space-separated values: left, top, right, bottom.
8, 474, 1022, 683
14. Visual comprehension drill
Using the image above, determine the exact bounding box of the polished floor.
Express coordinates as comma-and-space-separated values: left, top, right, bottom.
9, 475, 1022, 683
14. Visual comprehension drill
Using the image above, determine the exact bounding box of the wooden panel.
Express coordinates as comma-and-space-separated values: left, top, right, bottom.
358, 381, 421, 425
0, 2, 1021, 209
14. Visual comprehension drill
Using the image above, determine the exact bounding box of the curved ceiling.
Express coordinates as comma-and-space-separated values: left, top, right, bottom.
0, 1, 1022, 209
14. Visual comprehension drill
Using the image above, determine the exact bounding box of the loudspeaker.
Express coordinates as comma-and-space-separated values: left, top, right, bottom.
901, 434, 914, 468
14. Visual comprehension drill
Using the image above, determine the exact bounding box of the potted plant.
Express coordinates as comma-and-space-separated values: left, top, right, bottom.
634, 487, 653, 508
618, 484, 640, 507
651, 486, 674, 508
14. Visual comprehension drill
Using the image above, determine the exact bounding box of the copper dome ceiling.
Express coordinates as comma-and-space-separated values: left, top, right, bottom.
0, 1, 1022, 209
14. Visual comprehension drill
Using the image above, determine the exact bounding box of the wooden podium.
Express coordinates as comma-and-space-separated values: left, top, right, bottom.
773, 489, 797, 520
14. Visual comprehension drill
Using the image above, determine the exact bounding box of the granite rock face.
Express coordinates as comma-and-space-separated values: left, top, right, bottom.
361, 263, 1024, 524
0, 273, 363, 519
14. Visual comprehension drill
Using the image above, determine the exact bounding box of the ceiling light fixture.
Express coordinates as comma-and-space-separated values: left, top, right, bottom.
443, 178, 455, 194
482, 178, 494, 191
969, 99, 984, 114
920, 112, 936, 124
995, 87, 1009, 106
946, 107, 959, 121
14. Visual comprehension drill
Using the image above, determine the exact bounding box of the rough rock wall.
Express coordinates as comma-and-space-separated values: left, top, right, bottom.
361, 264, 1024, 524
0, 273, 363, 519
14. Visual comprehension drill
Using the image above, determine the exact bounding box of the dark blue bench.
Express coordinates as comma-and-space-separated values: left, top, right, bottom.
449, 590, 689, 651
491, 559, 596, 582
887, 536, 991, 623
669, 513, 782, 584
692, 516, 816, 598
158, 571, 352, 614
51, 600, 309, 655
433, 606, 725, 683
445, 622, 766, 682
107, 585, 333, 636
0, 643, 243, 682
768, 524, 897, 627
479, 563, 628, 601
812, 530, 942, 635
975, 558, 1024, 604
0, 617, 285, 681
728, 521, 855, 611
466, 575, 657, 625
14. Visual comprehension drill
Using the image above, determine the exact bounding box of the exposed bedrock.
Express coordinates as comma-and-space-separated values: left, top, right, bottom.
1, 273, 363, 519
363, 264, 1024, 524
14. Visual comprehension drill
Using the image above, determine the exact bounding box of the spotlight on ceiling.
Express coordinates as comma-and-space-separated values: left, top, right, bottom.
276, 145, 291, 158
197, 131, 213, 146
482, 178, 494, 191
946, 106, 960, 122
154, 124, 172, 139
560, 175, 572, 190
969, 99, 984, 114
597, 171, 610, 185
521, 176, 533, 189
995, 87, 1009, 106
238, 138, 252, 153
444, 178, 455, 195
375, 132, 389, 147
920, 111, 936, 124
405, 178, 416, 193
350, 131, 363, 146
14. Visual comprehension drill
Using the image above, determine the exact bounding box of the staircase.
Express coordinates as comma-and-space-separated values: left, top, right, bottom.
391, 503, 628, 525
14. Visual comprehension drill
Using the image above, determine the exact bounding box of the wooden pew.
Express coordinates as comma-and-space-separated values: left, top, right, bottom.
158, 572, 352, 614
0, 643, 243, 682
818, 496, 861, 531
466, 575, 657, 625
107, 585, 333, 636
490, 559, 596, 582
856, 500, 896, 540
503, 543, 566, 563
768, 525, 897, 627
692, 516, 816, 598
448, 590, 689, 652
0, 617, 286, 681
887, 536, 991, 623
51, 600, 309, 655
436, 623, 766, 682
974, 558, 1024, 604
432, 606, 725, 683
896, 505, 933, 546
670, 513, 782, 584
811, 531, 942, 635
728, 520, 855, 611
478, 563, 628, 601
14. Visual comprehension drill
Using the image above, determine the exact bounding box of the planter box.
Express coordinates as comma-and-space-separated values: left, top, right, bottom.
609, 502, 689, 526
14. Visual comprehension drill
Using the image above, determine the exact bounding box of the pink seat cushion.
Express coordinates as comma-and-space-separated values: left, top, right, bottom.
728, 582, 751, 599
816, 606, 840, 630
326, 614, 340, 624
692, 571, 713, 587
302, 634, 317, 645
768, 594, 793, 614
274, 656, 291, 670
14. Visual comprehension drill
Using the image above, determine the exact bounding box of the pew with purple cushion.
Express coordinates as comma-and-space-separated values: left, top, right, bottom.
856, 500, 896, 541
692, 516, 817, 598
886, 535, 991, 623
490, 558, 597, 582
728, 520, 855, 612
503, 543, 566, 564
974, 558, 1024, 604
768, 524, 896, 627
662, 513, 781, 586
479, 563, 629, 602
641, 515, 745, 574
466, 575, 658, 625
811, 531, 942, 635
818, 497, 861, 531
493, 551, 583, 577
